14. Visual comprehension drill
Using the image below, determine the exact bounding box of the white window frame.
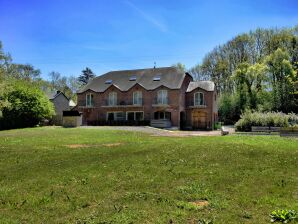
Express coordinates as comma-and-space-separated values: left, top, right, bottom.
86, 93, 94, 107
133, 91, 142, 105
106, 111, 125, 121
194, 92, 204, 106
157, 90, 168, 105
126, 111, 144, 121
108, 92, 117, 106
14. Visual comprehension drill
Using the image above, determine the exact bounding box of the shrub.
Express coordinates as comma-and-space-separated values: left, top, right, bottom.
0, 81, 55, 130
234, 111, 297, 131
270, 209, 296, 223
288, 113, 298, 126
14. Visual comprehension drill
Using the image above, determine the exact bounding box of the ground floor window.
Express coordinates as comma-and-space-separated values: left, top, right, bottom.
126, 111, 144, 121
154, 111, 171, 120
107, 112, 125, 121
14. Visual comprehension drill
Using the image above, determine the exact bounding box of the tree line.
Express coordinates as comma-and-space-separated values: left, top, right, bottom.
189, 26, 298, 123
0, 41, 96, 129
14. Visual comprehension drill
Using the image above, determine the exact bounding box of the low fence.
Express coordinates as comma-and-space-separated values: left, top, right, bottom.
280, 127, 298, 137
251, 126, 281, 133
248, 126, 298, 137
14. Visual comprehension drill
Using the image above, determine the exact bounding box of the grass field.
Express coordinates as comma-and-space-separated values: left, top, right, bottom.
0, 127, 297, 223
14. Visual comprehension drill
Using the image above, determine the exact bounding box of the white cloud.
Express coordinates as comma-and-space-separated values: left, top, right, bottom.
124, 1, 167, 33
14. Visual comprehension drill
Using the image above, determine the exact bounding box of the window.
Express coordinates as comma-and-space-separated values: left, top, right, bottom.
153, 75, 161, 81
105, 80, 112, 84
135, 112, 143, 121
133, 91, 142, 105
107, 112, 125, 121
157, 90, 168, 104
86, 94, 94, 107
115, 112, 125, 120
126, 111, 144, 121
107, 112, 114, 121
129, 75, 136, 81
194, 92, 204, 106
108, 92, 117, 105
154, 111, 171, 120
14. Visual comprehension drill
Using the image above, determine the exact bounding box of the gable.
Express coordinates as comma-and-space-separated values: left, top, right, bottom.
186, 81, 215, 93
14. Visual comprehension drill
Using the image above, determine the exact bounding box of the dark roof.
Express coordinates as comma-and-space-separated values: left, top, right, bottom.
78, 67, 190, 93
186, 81, 215, 92
47, 91, 69, 100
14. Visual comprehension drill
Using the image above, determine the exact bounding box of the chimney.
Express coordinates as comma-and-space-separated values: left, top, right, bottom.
56, 90, 61, 94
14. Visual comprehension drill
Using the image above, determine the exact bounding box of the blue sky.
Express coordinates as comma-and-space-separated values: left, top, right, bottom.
0, 0, 297, 79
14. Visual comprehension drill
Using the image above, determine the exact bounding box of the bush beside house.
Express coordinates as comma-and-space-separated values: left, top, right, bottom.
0, 82, 55, 130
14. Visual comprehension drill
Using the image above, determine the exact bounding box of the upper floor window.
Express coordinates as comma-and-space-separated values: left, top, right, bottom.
194, 92, 204, 106
157, 90, 168, 104
133, 91, 142, 105
86, 94, 94, 107
108, 92, 117, 106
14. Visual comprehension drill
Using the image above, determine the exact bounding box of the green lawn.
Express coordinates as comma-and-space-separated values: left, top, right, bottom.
0, 127, 297, 223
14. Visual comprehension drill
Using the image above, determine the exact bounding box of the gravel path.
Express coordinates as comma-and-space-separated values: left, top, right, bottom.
80, 126, 223, 137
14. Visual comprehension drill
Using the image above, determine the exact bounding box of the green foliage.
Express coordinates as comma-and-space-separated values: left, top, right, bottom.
191, 26, 298, 121
218, 93, 241, 124
234, 111, 298, 131
78, 67, 95, 85
197, 219, 214, 224
266, 48, 297, 112
0, 81, 55, 130
270, 209, 296, 223
172, 62, 186, 72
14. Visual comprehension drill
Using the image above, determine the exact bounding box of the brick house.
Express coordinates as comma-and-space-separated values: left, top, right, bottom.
75, 67, 218, 130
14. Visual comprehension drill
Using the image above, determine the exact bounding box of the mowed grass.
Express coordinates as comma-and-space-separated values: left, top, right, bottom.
0, 127, 297, 223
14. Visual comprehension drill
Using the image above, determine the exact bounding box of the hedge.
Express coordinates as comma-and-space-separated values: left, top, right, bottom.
235, 111, 298, 132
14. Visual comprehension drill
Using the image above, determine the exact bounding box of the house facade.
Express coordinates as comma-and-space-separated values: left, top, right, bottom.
75, 67, 218, 130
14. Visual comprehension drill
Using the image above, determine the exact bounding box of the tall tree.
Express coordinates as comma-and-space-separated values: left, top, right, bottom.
266, 48, 296, 112
6, 63, 41, 80
172, 62, 186, 72
78, 67, 95, 85
49, 71, 73, 99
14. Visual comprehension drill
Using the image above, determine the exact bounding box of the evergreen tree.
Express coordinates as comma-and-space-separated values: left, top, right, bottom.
78, 67, 95, 85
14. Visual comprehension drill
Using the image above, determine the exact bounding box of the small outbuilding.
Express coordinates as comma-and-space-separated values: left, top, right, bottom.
62, 111, 82, 127
48, 91, 76, 125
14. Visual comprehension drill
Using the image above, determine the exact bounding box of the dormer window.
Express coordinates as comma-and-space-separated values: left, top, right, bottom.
105, 80, 112, 84
194, 92, 205, 106
129, 75, 136, 81
153, 75, 161, 81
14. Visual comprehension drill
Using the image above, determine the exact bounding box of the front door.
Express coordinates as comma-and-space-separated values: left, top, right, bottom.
192, 111, 207, 129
